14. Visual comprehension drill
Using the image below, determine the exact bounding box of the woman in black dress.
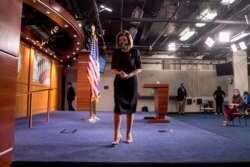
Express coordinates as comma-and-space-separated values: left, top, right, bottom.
111, 30, 142, 145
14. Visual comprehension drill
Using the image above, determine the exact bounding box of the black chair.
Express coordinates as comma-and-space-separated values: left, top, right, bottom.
200, 100, 215, 118
245, 107, 250, 116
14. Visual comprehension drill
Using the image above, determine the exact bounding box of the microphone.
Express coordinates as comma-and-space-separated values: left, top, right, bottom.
151, 75, 160, 84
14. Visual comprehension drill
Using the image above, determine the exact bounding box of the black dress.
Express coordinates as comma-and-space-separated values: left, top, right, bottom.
111, 48, 142, 114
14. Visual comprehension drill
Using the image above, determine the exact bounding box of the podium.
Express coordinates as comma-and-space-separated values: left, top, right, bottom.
143, 84, 169, 123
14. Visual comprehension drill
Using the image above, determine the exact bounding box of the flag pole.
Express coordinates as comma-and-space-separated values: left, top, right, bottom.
86, 24, 100, 123
91, 24, 96, 118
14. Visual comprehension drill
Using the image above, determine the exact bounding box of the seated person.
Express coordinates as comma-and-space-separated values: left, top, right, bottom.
243, 91, 250, 109
223, 89, 244, 126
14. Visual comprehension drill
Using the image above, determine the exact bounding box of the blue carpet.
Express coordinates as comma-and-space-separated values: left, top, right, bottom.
14, 111, 250, 164
170, 113, 250, 147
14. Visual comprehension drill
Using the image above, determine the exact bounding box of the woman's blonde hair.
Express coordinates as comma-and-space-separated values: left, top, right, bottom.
115, 30, 134, 49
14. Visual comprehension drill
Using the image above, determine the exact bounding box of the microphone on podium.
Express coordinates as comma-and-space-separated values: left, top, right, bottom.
151, 75, 160, 84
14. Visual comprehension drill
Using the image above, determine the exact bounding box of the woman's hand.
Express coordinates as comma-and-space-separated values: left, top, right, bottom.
229, 103, 239, 109
230, 103, 239, 106
119, 71, 132, 79
119, 71, 127, 78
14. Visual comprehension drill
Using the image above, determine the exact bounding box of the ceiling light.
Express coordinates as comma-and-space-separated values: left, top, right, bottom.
195, 23, 206, 27
200, 9, 217, 21
168, 43, 176, 51
50, 26, 59, 35
99, 5, 112, 12
182, 44, 191, 48
219, 31, 230, 42
205, 37, 215, 47
221, 0, 235, 5
245, 15, 249, 25
230, 31, 250, 42
231, 44, 238, 52
239, 41, 247, 50
195, 9, 217, 28
179, 27, 195, 41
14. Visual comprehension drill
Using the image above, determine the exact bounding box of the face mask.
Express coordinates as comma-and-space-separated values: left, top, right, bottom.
119, 42, 128, 49
234, 92, 239, 96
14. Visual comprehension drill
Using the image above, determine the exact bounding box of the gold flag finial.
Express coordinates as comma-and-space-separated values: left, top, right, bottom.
91, 25, 97, 41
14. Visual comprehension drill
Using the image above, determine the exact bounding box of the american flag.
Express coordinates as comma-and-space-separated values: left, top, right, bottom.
87, 38, 100, 102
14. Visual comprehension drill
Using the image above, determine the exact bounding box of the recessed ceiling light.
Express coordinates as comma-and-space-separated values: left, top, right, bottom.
231, 44, 238, 52
219, 31, 230, 42
205, 37, 215, 47
221, 0, 235, 5
168, 43, 176, 51
239, 41, 247, 50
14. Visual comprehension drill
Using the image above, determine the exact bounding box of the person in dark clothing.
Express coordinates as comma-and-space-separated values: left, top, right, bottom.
213, 86, 226, 115
243, 91, 250, 109
177, 83, 187, 115
67, 82, 76, 111
111, 30, 142, 145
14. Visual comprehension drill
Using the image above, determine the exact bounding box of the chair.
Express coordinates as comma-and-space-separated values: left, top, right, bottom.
245, 107, 250, 116
231, 105, 247, 126
200, 100, 214, 118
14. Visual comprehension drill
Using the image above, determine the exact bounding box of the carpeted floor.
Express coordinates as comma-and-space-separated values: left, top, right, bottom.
13, 111, 250, 165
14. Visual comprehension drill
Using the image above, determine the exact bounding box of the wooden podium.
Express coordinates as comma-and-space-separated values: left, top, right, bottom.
143, 84, 169, 123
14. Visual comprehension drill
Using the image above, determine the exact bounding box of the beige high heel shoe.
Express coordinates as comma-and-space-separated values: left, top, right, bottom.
126, 134, 133, 144
111, 135, 122, 145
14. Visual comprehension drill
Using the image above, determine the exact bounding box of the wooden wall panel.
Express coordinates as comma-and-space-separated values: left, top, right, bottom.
0, 0, 22, 56
50, 60, 62, 111
15, 84, 29, 117
50, 88, 60, 111
31, 87, 49, 114
0, 0, 22, 166
17, 43, 30, 83
28, 48, 50, 114
77, 52, 91, 111
16, 44, 31, 117
0, 51, 17, 167
16, 44, 62, 117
